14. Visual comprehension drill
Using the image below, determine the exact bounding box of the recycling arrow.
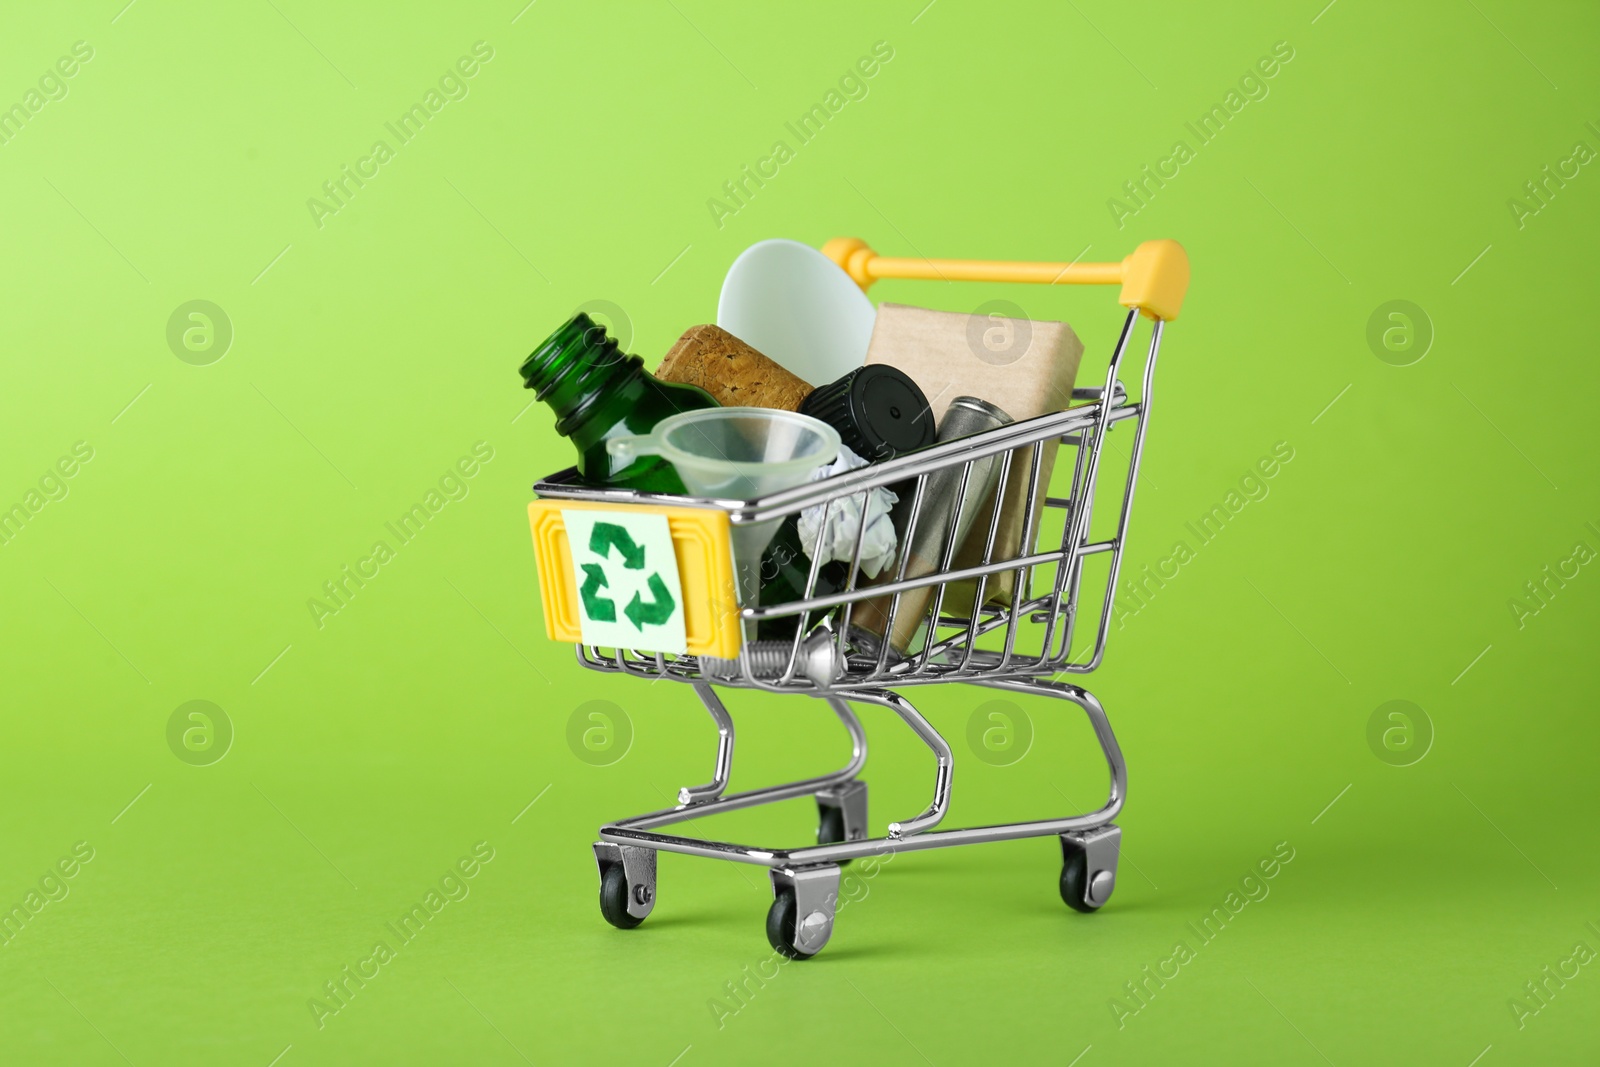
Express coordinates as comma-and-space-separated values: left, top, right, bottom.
624, 573, 676, 630
590, 523, 646, 570
578, 563, 616, 622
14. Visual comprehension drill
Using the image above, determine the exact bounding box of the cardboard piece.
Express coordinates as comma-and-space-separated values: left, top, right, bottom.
865, 303, 1084, 614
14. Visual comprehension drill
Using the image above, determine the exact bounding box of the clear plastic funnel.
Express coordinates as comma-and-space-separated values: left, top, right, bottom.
609, 408, 840, 621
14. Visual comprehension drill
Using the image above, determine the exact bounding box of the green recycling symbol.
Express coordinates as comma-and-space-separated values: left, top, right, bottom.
578, 522, 677, 630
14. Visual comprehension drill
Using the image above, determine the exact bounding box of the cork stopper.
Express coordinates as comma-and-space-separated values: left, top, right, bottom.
655, 324, 814, 411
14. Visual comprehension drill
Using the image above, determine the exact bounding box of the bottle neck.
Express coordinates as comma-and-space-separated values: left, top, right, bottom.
520, 313, 647, 436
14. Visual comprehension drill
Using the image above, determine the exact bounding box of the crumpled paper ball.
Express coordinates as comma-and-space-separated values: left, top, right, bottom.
797, 445, 898, 579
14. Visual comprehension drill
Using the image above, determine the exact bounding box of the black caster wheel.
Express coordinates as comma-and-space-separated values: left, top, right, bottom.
1060, 829, 1121, 913
816, 805, 853, 865
1060, 848, 1100, 914
765, 889, 816, 960
599, 864, 645, 929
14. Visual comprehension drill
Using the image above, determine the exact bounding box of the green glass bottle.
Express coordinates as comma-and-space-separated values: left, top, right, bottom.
755, 515, 849, 640
519, 313, 718, 494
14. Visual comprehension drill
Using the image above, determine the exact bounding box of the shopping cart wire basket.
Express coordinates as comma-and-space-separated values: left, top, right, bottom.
527, 237, 1188, 958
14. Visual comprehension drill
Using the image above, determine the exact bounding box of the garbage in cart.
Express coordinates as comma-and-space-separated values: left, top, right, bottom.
519, 234, 1189, 957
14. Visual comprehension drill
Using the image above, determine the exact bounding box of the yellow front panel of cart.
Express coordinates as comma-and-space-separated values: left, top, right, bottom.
528, 499, 741, 659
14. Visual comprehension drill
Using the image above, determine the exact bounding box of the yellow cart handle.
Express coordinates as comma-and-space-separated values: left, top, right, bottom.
821, 237, 1190, 322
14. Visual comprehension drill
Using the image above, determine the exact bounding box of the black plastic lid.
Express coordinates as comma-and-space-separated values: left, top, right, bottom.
799, 364, 936, 462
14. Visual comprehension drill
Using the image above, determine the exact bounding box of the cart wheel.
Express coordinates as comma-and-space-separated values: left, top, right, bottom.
815, 805, 852, 866
1059, 849, 1099, 913
599, 864, 645, 929
815, 779, 868, 866
818, 804, 847, 846
1059, 825, 1120, 913
765, 865, 841, 960
765, 889, 815, 960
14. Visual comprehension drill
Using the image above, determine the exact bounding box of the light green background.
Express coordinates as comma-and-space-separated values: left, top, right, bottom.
3, 1, 1598, 1063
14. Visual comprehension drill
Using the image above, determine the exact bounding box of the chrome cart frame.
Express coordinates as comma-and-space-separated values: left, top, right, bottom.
530, 239, 1184, 957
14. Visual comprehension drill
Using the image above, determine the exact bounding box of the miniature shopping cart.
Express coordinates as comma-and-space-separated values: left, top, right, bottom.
527, 237, 1188, 958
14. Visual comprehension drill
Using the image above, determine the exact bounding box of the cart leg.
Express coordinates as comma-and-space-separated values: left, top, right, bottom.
593, 842, 656, 929
973, 676, 1127, 822
677, 682, 735, 805
824, 696, 869, 778
972, 676, 1128, 911
766, 864, 842, 959
1059, 824, 1120, 912
851, 689, 952, 839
